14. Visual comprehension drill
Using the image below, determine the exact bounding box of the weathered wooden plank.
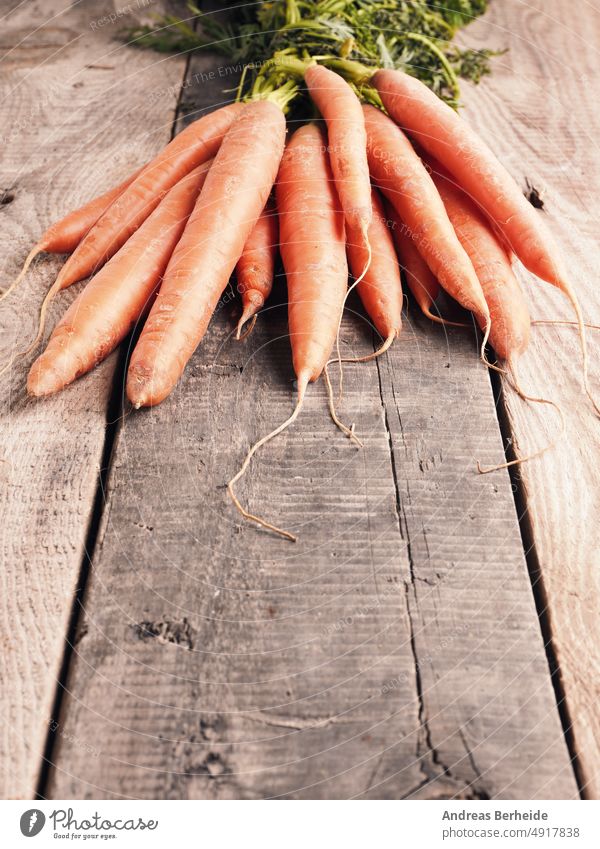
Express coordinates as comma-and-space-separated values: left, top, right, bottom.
461, 0, 600, 798
0, 0, 186, 798
47, 239, 575, 799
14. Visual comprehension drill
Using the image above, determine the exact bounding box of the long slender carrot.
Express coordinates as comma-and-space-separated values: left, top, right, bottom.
27, 164, 211, 397
347, 188, 402, 346
374, 68, 597, 413
427, 159, 530, 361
304, 64, 373, 394
304, 64, 371, 238
0, 166, 142, 302
235, 197, 278, 340
324, 187, 401, 443
55, 104, 243, 291
228, 123, 348, 541
364, 104, 491, 345
16, 104, 242, 367
277, 124, 348, 393
126, 100, 286, 408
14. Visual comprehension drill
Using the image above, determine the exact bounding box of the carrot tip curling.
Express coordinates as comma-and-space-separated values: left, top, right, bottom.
227, 389, 306, 542
477, 361, 566, 474
323, 362, 363, 447
0, 244, 44, 304
324, 332, 395, 445
335, 232, 372, 403
235, 310, 258, 341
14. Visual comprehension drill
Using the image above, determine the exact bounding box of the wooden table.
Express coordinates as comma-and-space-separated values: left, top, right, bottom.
1, 0, 598, 800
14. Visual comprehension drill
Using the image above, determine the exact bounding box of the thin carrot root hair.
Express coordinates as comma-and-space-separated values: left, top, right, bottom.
421, 304, 469, 329
477, 358, 566, 474
323, 363, 363, 447
235, 309, 258, 341
0, 274, 63, 378
558, 283, 600, 418
0, 244, 43, 302
479, 315, 494, 370
227, 376, 309, 542
325, 331, 395, 444
532, 319, 600, 331
335, 221, 372, 401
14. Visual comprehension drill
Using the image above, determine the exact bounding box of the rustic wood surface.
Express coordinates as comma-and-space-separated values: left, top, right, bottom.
462, 0, 600, 798
0, 0, 186, 798
0, 0, 596, 800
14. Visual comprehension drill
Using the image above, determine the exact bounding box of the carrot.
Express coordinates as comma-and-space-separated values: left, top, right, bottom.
427, 158, 530, 361
305, 64, 373, 394
235, 197, 278, 340
26, 164, 211, 397
386, 203, 441, 322
374, 68, 597, 413
364, 104, 491, 350
304, 64, 371, 238
55, 104, 243, 291
16, 104, 243, 367
321, 188, 400, 443
346, 188, 402, 347
126, 100, 286, 409
0, 166, 142, 302
228, 123, 348, 541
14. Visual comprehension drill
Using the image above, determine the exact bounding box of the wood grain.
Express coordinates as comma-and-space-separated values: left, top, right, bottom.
0, 0, 186, 798
461, 0, 600, 798
46, 150, 575, 806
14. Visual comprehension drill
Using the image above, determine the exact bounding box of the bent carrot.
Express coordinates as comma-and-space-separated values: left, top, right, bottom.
347, 188, 402, 346
27, 163, 211, 396
0, 166, 142, 302
126, 100, 286, 408
374, 68, 597, 412
228, 123, 348, 541
235, 197, 278, 340
427, 159, 530, 361
364, 104, 490, 343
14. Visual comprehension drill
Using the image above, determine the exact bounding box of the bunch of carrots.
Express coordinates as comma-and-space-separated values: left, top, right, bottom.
2, 57, 595, 541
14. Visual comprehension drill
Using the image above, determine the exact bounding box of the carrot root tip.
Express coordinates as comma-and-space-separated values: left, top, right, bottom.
235, 310, 258, 341
0, 244, 43, 305
227, 390, 305, 541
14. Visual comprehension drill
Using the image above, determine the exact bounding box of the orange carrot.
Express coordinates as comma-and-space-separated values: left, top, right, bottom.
277, 124, 348, 394
0, 166, 142, 302
387, 205, 440, 321
227, 123, 348, 541
304, 64, 371, 238
126, 100, 286, 408
27, 163, 211, 397
364, 104, 490, 341
305, 64, 373, 394
427, 159, 530, 361
55, 104, 243, 291
235, 197, 278, 340
17, 104, 242, 365
374, 68, 596, 411
347, 188, 402, 346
